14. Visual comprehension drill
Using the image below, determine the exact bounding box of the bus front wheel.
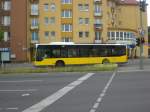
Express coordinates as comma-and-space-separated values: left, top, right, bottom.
55, 61, 65, 67
102, 59, 110, 64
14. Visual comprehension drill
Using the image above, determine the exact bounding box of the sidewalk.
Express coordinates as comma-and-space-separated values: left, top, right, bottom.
118, 64, 150, 72
0, 63, 34, 69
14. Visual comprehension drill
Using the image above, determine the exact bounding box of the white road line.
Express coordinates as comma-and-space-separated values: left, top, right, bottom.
89, 71, 116, 112
90, 109, 96, 112
0, 80, 43, 83
118, 69, 150, 73
22, 93, 30, 97
6, 107, 18, 110
0, 89, 37, 92
22, 73, 94, 112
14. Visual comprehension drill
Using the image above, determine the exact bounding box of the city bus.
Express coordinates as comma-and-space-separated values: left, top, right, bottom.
34, 42, 128, 66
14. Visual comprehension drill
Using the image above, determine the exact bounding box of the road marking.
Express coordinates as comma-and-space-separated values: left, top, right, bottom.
89, 71, 116, 112
22, 93, 30, 97
0, 89, 37, 92
6, 107, 18, 110
0, 80, 43, 83
118, 69, 150, 73
90, 109, 96, 112
22, 73, 94, 112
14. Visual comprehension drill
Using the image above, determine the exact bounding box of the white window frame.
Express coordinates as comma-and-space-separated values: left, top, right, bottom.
61, 24, 72, 32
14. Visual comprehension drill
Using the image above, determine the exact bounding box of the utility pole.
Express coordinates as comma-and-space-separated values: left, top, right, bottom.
139, 0, 146, 69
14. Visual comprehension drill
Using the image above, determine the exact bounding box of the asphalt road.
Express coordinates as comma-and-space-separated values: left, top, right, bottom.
0, 70, 150, 112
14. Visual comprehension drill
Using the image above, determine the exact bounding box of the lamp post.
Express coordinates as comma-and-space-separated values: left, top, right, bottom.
139, 0, 146, 69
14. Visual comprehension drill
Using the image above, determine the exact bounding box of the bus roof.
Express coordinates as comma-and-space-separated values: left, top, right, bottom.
36, 42, 127, 46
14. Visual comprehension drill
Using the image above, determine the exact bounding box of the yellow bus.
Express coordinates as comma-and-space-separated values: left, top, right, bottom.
34, 42, 128, 66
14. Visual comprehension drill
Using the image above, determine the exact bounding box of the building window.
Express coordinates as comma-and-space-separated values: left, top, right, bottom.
120, 32, 123, 40
31, 18, 38, 27
31, 4, 38, 15
79, 18, 84, 24
116, 32, 119, 40
85, 32, 89, 37
3, 32, 10, 41
111, 32, 115, 40
78, 4, 89, 11
95, 31, 101, 40
2, 1, 11, 11
84, 4, 89, 11
61, 0, 72, 4
61, 24, 72, 32
44, 17, 49, 25
108, 32, 110, 39
79, 18, 89, 25
79, 32, 83, 38
45, 31, 49, 38
50, 31, 55, 37
85, 18, 89, 25
108, 31, 135, 41
61, 10, 72, 18
31, 32, 38, 41
79, 32, 89, 38
50, 3, 56, 12
94, 4, 101, 13
124, 32, 127, 40
49, 17, 55, 24
2, 16, 10, 26
44, 3, 49, 11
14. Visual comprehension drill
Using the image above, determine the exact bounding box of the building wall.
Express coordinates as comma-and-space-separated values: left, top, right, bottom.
118, 4, 148, 57
73, 0, 94, 43
39, 0, 61, 43
10, 0, 27, 62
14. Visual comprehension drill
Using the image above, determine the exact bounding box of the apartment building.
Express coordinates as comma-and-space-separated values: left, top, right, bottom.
0, 0, 11, 62
28, 0, 148, 60
0, 0, 27, 62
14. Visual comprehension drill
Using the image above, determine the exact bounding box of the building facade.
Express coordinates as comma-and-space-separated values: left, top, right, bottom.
0, 0, 148, 62
0, 0, 11, 62
0, 0, 27, 62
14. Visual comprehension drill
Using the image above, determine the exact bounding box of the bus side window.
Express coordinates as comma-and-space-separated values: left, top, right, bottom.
68, 49, 78, 57
52, 49, 60, 58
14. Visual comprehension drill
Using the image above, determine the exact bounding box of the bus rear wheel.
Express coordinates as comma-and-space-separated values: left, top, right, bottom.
55, 61, 65, 67
102, 59, 110, 64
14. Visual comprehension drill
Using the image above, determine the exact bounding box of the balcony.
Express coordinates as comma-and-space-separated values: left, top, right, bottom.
61, 4, 73, 10
30, 25, 39, 30
31, 40, 39, 44
94, 39, 102, 43
94, 24, 103, 30
94, 12, 102, 17
30, 10, 39, 16
30, 0, 39, 3
94, 0, 102, 3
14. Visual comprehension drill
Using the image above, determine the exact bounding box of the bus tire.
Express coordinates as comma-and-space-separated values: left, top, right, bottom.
55, 60, 65, 67
102, 59, 110, 64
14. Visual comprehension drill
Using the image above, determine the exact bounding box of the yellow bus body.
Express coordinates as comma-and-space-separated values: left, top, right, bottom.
34, 55, 127, 66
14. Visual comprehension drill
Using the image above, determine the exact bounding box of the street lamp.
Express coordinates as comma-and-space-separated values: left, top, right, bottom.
139, 0, 146, 69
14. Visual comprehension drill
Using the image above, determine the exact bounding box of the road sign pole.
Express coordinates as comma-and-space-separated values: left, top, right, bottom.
139, 0, 146, 70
